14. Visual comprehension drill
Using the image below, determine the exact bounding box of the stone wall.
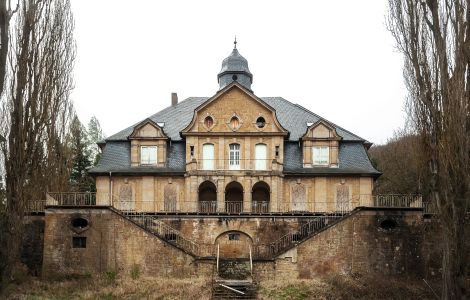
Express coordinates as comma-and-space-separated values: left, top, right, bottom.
42, 207, 465, 281
42, 208, 211, 278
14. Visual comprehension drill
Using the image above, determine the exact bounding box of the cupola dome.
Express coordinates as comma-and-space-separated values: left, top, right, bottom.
217, 39, 253, 91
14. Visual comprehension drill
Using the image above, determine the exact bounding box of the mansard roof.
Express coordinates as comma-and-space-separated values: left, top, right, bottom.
89, 95, 379, 176
105, 95, 367, 143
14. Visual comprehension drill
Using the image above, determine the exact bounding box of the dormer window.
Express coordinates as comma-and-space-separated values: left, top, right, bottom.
312, 146, 329, 166
141, 146, 157, 165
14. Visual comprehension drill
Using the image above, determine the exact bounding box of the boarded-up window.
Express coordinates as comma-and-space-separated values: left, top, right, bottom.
119, 185, 133, 211
336, 185, 350, 212
202, 144, 214, 170
292, 184, 306, 211
164, 185, 177, 212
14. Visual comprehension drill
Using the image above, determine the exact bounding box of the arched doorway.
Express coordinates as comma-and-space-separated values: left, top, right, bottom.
252, 181, 270, 213
199, 181, 217, 213
225, 181, 243, 213
215, 231, 253, 280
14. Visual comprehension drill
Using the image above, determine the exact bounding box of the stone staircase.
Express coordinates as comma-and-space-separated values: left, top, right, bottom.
110, 208, 201, 256
213, 259, 256, 299
267, 213, 352, 258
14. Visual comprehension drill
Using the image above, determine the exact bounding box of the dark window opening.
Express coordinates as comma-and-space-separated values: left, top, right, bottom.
71, 218, 88, 229
72, 236, 86, 248
232, 74, 238, 81
380, 219, 397, 231
275, 146, 280, 158
165, 233, 178, 241
256, 117, 266, 128
190, 145, 195, 158
228, 233, 240, 241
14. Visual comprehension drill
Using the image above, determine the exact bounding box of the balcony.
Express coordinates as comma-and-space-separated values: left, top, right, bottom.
189, 159, 282, 172
40, 193, 429, 215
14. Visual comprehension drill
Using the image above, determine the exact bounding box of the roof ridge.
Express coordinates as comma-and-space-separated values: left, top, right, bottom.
291, 102, 367, 142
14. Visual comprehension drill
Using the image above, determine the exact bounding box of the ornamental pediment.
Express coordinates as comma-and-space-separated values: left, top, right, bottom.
128, 119, 168, 140
181, 83, 288, 136
302, 120, 341, 140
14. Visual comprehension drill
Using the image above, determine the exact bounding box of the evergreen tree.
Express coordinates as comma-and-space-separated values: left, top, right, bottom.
69, 117, 94, 191
87, 116, 105, 165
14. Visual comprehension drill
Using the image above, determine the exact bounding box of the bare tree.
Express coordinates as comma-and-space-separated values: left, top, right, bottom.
0, 0, 18, 97
369, 128, 429, 195
0, 0, 75, 286
387, 1, 470, 298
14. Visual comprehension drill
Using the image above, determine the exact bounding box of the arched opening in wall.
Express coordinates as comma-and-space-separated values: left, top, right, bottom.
199, 181, 217, 213
252, 181, 270, 213
215, 231, 253, 259
225, 181, 243, 213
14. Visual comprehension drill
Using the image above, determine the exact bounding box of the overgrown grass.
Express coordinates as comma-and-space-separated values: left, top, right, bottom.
2, 276, 212, 300
2, 273, 440, 299
258, 274, 437, 300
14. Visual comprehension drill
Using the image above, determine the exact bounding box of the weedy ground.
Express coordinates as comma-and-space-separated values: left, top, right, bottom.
2, 273, 439, 300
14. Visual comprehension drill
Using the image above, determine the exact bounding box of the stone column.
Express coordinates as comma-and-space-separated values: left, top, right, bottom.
243, 177, 252, 213
217, 178, 225, 213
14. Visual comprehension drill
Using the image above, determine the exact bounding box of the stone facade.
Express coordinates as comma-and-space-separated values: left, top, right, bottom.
42, 206, 462, 280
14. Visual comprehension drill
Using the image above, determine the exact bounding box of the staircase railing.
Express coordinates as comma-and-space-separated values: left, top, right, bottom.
256, 213, 350, 258
114, 210, 201, 257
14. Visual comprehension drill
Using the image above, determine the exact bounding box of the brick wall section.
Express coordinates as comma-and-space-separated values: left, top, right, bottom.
42, 208, 209, 278
267, 209, 425, 280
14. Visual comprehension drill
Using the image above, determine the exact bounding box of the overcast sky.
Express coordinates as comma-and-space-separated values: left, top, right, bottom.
71, 0, 406, 145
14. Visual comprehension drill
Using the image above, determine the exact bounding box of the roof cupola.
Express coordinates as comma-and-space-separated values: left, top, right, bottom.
217, 38, 253, 91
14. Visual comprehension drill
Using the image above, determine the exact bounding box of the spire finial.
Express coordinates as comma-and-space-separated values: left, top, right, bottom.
234, 36, 237, 49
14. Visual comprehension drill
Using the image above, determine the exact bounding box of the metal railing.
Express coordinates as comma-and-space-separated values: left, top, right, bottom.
251, 201, 269, 213
254, 214, 347, 258
25, 200, 46, 213
199, 201, 217, 213
44, 193, 425, 214
357, 194, 422, 208
195, 159, 276, 171
121, 211, 201, 256
225, 201, 243, 213
46, 192, 98, 206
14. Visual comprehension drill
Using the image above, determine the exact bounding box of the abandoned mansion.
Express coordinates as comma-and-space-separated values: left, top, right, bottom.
30, 42, 445, 296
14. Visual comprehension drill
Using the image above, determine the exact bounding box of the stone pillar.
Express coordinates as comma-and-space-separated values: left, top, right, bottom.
217, 178, 225, 212
271, 176, 278, 213
243, 177, 252, 213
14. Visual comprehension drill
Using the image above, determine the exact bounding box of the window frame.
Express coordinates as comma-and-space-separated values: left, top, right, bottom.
229, 143, 241, 170
140, 145, 157, 165
312, 146, 330, 166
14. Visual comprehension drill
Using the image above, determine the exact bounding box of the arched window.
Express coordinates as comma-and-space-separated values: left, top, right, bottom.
202, 143, 215, 170
229, 143, 240, 170
255, 143, 267, 170
225, 181, 243, 213
252, 181, 270, 213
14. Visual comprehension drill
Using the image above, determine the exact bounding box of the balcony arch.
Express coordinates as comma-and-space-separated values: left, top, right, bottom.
225, 181, 243, 213
252, 181, 270, 213
198, 181, 217, 213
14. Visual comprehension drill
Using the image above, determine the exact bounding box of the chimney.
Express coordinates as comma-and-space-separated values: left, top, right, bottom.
171, 93, 178, 106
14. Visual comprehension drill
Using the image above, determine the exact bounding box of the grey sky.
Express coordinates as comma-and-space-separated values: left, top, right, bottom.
71, 0, 405, 145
